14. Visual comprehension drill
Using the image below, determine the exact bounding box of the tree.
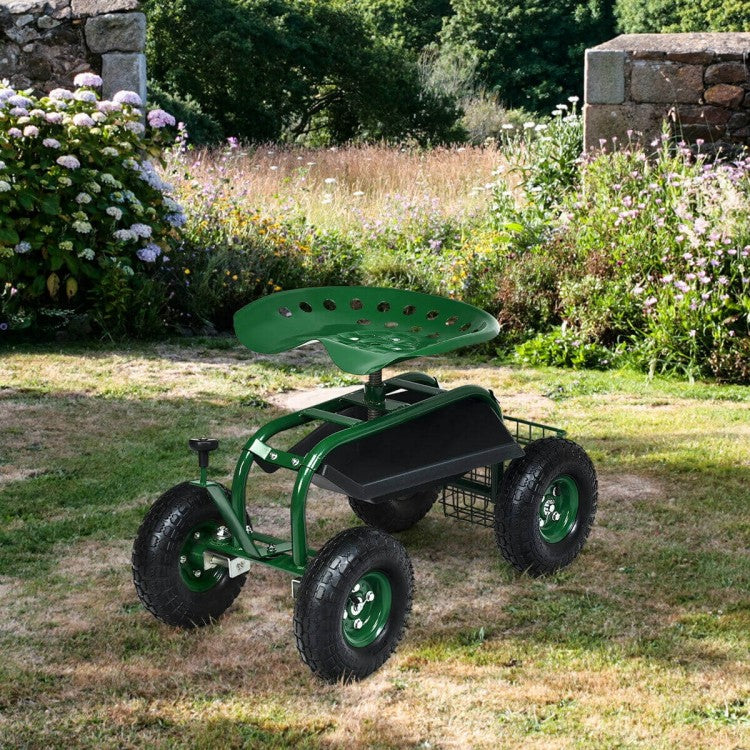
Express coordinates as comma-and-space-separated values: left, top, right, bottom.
615, 0, 750, 33
144, 0, 462, 144
439, 0, 616, 112
353, 0, 454, 51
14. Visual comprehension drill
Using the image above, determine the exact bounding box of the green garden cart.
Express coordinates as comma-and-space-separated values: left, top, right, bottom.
132, 286, 597, 682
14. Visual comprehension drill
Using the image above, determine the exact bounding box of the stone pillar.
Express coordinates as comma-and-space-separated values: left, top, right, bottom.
84, 10, 146, 101
583, 33, 750, 152
0, 0, 146, 102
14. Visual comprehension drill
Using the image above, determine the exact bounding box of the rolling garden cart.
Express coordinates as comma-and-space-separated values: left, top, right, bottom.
132, 286, 598, 682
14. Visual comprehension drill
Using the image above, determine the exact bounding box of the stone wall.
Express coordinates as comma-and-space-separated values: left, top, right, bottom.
0, 0, 146, 102
584, 33, 750, 152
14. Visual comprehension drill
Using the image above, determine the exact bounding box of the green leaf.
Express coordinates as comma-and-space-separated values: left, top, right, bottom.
0, 227, 20, 245
17, 192, 34, 211
40, 195, 60, 215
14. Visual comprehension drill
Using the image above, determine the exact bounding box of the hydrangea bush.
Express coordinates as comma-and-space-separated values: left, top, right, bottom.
0, 73, 182, 332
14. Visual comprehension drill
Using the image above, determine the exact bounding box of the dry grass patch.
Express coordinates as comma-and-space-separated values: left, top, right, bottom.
0, 344, 748, 748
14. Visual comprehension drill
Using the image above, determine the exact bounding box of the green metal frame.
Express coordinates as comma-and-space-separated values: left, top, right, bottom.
189, 371, 505, 578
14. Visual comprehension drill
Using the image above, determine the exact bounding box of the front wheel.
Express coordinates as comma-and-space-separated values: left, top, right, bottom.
494, 438, 597, 576
293, 526, 413, 682
132, 481, 247, 628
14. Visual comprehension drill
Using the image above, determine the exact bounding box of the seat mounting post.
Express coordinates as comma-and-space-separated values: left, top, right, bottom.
364, 370, 386, 420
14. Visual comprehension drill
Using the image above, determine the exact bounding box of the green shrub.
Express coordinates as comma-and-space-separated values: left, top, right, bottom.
0, 74, 180, 337
514, 327, 620, 370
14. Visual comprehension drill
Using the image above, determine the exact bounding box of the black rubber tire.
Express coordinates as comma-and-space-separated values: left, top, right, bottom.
293, 526, 413, 682
348, 488, 438, 533
132, 481, 247, 628
495, 438, 597, 576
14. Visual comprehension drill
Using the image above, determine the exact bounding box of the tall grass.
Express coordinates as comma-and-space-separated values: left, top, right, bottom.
166, 142, 502, 231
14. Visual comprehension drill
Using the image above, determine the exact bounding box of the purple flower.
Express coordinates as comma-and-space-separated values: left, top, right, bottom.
74, 90, 98, 103
23, 125, 39, 137
147, 108, 176, 128
74, 72, 103, 88
137, 243, 162, 262
644, 296, 657, 307
97, 100, 122, 114
0, 88, 14, 101
7, 95, 32, 108
113, 90, 142, 106
124, 121, 145, 135
8, 128, 23, 138
9, 107, 28, 117
114, 229, 136, 242
14, 241, 31, 254
72, 113, 95, 127
130, 223, 152, 238
48, 88, 73, 101
45, 111, 64, 124
56, 155, 81, 169
674, 280, 689, 293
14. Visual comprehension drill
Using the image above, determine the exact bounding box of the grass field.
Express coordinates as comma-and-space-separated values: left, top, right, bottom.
0, 340, 748, 749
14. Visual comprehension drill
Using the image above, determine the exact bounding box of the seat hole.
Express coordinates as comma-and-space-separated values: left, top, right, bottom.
459, 323, 471, 331
357, 318, 371, 326
427, 332, 440, 339
410, 326, 422, 333
426, 310, 439, 320
278, 307, 292, 318
445, 315, 458, 326
299, 301, 312, 313
384, 321, 398, 329
377, 301, 391, 313
323, 299, 336, 311
350, 298, 363, 310
403, 305, 416, 315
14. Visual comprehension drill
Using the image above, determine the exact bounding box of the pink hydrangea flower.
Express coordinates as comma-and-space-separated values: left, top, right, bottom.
73, 72, 103, 88
147, 108, 176, 128
97, 100, 122, 114
72, 113, 95, 127
113, 90, 142, 106
8, 128, 23, 138
43, 138, 61, 148
56, 155, 81, 169
48, 88, 73, 100
74, 90, 98, 103
23, 125, 39, 137
45, 111, 64, 124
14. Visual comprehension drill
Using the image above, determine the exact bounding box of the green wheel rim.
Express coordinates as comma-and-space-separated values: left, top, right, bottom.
179, 521, 225, 592
538, 475, 579, 544
341, 571, 392, 648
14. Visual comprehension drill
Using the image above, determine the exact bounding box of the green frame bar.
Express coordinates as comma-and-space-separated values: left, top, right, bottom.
201, 371, 504, 575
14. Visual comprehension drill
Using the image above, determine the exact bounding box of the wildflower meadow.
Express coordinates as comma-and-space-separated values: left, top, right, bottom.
1, 82, 748, 383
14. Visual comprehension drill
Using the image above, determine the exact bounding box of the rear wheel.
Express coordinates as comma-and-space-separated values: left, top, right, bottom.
348, 488, 438, 532
293, 526, 413, 682
132, 482, 247, 628
494, 438, 597, 576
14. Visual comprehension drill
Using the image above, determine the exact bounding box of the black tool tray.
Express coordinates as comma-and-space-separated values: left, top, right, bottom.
259, 390, 523, 502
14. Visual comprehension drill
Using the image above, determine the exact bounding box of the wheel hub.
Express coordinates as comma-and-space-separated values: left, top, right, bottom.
342, 571, 392, 648
538, 475, 579, 543
179, 521, 226, 592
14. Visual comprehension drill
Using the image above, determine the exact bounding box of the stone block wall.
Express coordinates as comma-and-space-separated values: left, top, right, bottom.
584, 33, 750, 152
0, 0, 146, 103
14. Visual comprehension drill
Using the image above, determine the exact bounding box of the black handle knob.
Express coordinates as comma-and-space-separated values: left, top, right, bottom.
189, 438, 219, 469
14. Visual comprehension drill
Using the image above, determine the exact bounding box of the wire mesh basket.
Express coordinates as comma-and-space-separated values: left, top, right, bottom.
440, 416, 566, 527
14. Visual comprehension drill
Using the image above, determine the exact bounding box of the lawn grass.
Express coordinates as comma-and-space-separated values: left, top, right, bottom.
0, 339, 748, 749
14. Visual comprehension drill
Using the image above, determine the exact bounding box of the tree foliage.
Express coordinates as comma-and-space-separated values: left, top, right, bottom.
615, 0, 750, 33
439, 0, 616, 112
145, 0, 462, 145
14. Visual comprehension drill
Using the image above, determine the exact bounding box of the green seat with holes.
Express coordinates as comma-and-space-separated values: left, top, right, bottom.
233, 286, 499, 374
